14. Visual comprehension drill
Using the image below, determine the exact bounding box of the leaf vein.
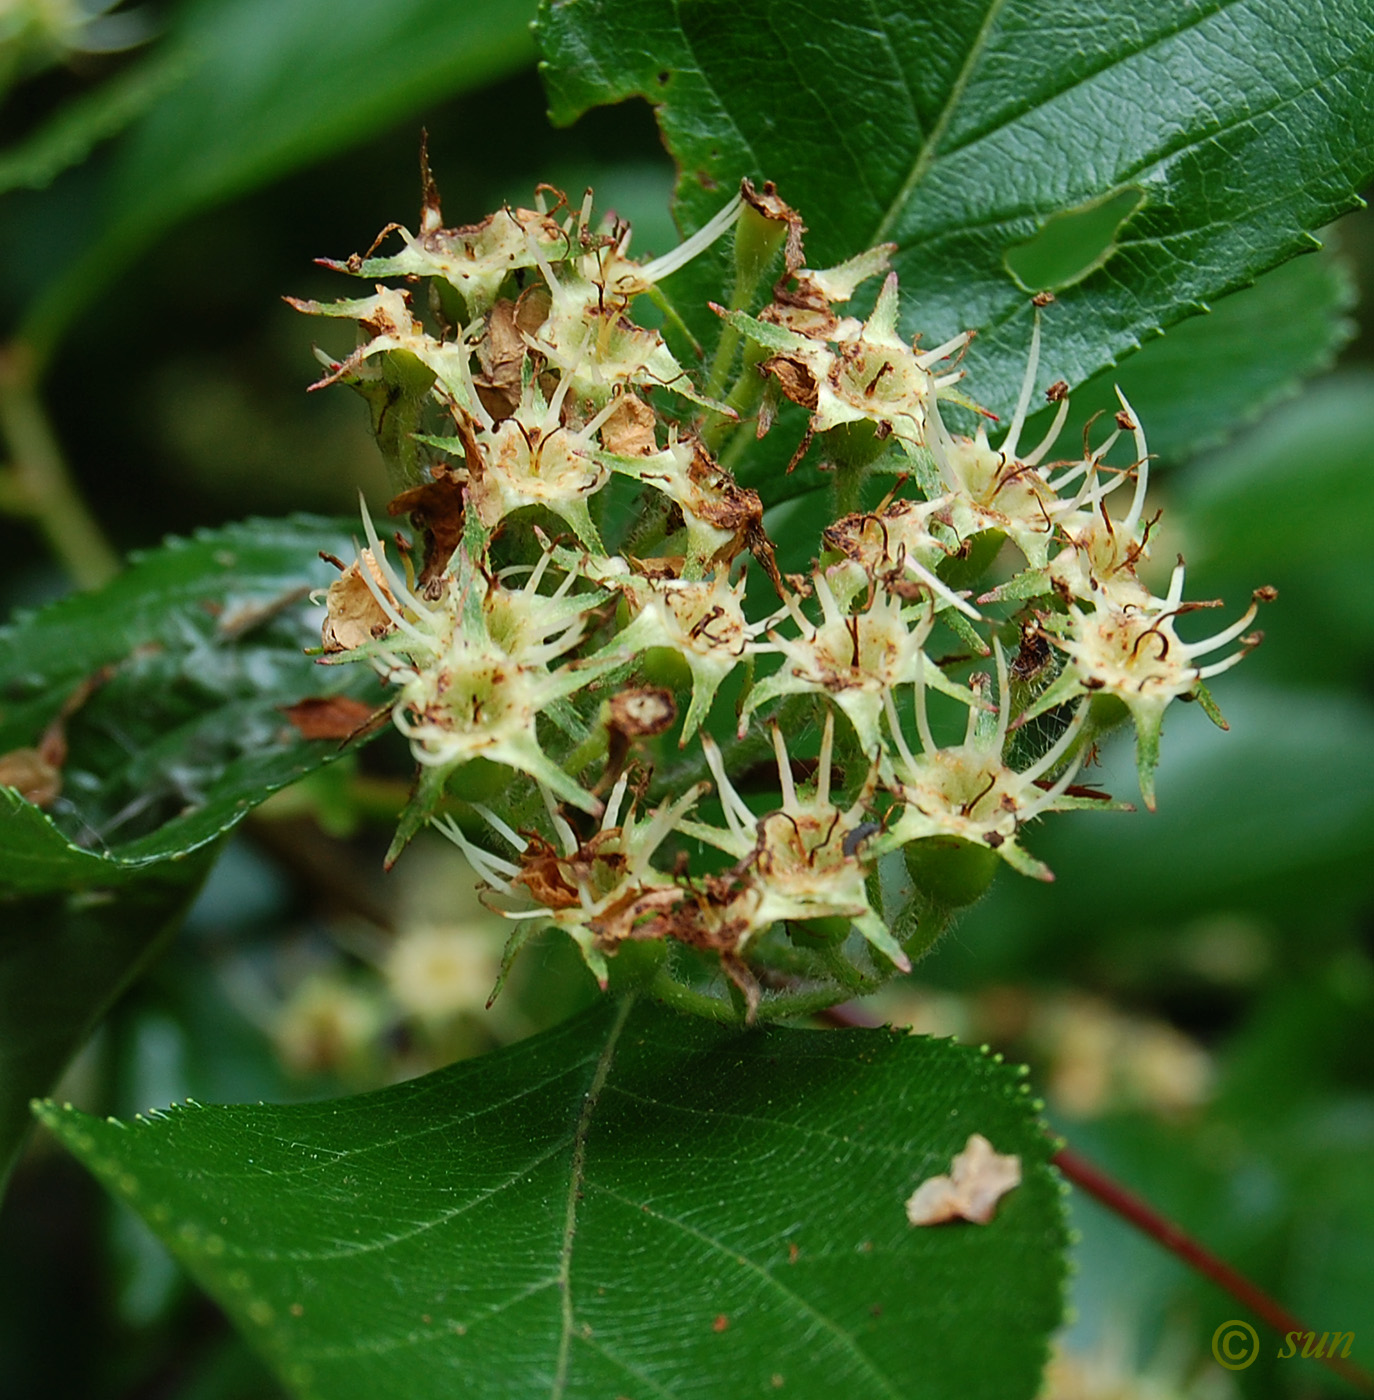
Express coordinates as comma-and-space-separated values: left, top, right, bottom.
931, 0, 1244, 169
763, 15, 883, 212
872, 0, 1010, 241
192, 1053, 599, 1183
293, 1275, 560, 1360
602, 1082, 916, 1162
672, 0, 763, 178
585, 1180, 905, 1400
550, 994, 635, 1400
575, 1333, 679, 1399
863, 0, 923, 142
234, 1133, 576, 1262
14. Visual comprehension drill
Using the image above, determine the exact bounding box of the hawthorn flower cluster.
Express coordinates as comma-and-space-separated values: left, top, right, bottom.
298, 167, 1268, 1017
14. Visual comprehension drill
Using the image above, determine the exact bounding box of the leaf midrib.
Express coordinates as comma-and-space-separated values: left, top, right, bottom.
551, 993, 635, 1399
871, 0, 1010, 242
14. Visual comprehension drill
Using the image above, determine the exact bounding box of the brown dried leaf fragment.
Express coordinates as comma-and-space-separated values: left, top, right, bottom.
322, 549, 398, 652
510, 833, 585, 910
280, 695, 388, 742
0, 669, 110, 808
0, 747, 62, 808
904, 1133, 1022, 1226
388, 465, 465, 586
679, 442, 785, 595
589, 882, 687, 946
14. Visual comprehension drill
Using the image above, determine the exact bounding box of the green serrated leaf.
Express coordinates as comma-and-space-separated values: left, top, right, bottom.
41, 997, 1066, 1400
1016, 248, 1356, 467
537, 0, 1374, 421
0, 49, 192, 196
0, 515, 386, 1188
0, 514, 384, 862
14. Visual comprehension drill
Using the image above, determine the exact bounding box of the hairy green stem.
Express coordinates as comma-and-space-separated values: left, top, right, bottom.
831, 455, 867, 519
898, 898, 956, 965
758, 982, 877, 1022
561, 725, 610, 786
647, 973, 741, 1023
703, 342, 768, 456
818, 943, 882, 997
704, 321, 741, 403
643, 283, 702, 359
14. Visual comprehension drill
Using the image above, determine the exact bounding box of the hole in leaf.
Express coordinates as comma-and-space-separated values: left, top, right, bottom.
1004, 187, 1144, 292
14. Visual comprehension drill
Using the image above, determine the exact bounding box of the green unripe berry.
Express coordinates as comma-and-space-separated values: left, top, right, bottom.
639, 644, 693, 692
903, 835, 1001, 911
937, 528, 1006, 592
444, 756, 514, 804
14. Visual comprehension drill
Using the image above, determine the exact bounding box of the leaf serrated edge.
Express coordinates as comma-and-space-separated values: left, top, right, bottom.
0, 512, 359, 640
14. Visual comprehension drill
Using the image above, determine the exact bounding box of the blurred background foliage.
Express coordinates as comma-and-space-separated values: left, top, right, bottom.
0, 1, 1371, 1396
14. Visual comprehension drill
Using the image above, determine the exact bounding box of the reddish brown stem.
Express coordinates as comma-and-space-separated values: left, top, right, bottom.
1053, 1145, 1372, 1394
815, 1002, 1372, 1393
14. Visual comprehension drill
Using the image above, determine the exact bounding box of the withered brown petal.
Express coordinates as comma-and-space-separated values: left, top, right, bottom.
762, 354, 820, 410
321, 555, 398, 652
608, 688, 677, 738
600, 395, 658, 457
740, 176, 808, 274
477, 299, 527, 393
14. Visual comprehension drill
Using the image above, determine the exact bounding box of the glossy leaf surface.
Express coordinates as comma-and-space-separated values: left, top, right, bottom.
0, 514, 383, 867
1017, 248, 1355, 468
40, 998, 1067, 1400
538, 0, 1374, 418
